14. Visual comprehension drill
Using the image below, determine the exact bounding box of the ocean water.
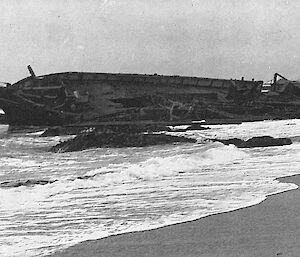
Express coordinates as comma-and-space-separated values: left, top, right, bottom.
0, 120, 300, 257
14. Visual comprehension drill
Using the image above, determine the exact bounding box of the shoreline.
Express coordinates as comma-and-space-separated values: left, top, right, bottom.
49, 174, 300, 257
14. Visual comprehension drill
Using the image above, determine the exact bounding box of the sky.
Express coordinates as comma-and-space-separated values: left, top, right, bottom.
0, 0, 299, 83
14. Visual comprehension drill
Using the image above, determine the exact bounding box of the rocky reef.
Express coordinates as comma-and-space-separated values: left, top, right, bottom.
214, 136, 292, 148
51, 131, 197, 153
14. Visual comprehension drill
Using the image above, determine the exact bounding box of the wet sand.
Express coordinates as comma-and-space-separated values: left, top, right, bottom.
50, 175, 300, 257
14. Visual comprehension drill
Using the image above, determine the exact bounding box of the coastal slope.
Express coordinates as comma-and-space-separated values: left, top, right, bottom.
50, 175, 300, 257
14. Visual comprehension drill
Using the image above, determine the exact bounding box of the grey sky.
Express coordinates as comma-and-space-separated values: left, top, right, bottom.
0, 0, 299, 83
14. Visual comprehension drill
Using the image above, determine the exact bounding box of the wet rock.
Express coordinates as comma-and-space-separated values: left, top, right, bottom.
241, 136, 292, 148
215, 136, 292, 148
77, 174, 97, 180
0, 179, 57, 188
186, 123, 210, 131
51, 131, 197, 153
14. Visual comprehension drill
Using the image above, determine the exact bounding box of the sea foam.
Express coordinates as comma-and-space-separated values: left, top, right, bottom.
0, 121, 300, 257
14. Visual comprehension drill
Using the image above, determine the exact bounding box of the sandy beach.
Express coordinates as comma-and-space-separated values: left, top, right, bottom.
49, 174, 300, 257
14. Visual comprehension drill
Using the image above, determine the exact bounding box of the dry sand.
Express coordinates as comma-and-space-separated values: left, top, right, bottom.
49, 175, 300, 257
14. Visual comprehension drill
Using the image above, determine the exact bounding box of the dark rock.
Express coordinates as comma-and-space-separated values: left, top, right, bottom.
240, 136, 292, 148
186, 123, 210, 131
0, 179, 57, 188
214, 136, 292, 148
77, 174, 97, 180
51, 131, 197, 153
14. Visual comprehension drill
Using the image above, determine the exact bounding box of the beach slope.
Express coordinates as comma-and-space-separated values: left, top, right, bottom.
50, 175, 300, 257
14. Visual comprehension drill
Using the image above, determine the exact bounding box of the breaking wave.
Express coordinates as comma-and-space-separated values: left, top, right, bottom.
82, 142, 248, 184
0, 142, 249, 189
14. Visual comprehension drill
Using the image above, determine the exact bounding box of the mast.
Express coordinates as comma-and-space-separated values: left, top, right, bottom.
27, 65, 36, 78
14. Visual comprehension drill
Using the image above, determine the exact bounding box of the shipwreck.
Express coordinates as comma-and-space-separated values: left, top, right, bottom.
0, 66, 299, 129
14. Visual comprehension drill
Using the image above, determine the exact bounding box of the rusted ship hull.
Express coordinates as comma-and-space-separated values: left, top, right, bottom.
0, 66, 265, 127
0, 99, 70, 126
